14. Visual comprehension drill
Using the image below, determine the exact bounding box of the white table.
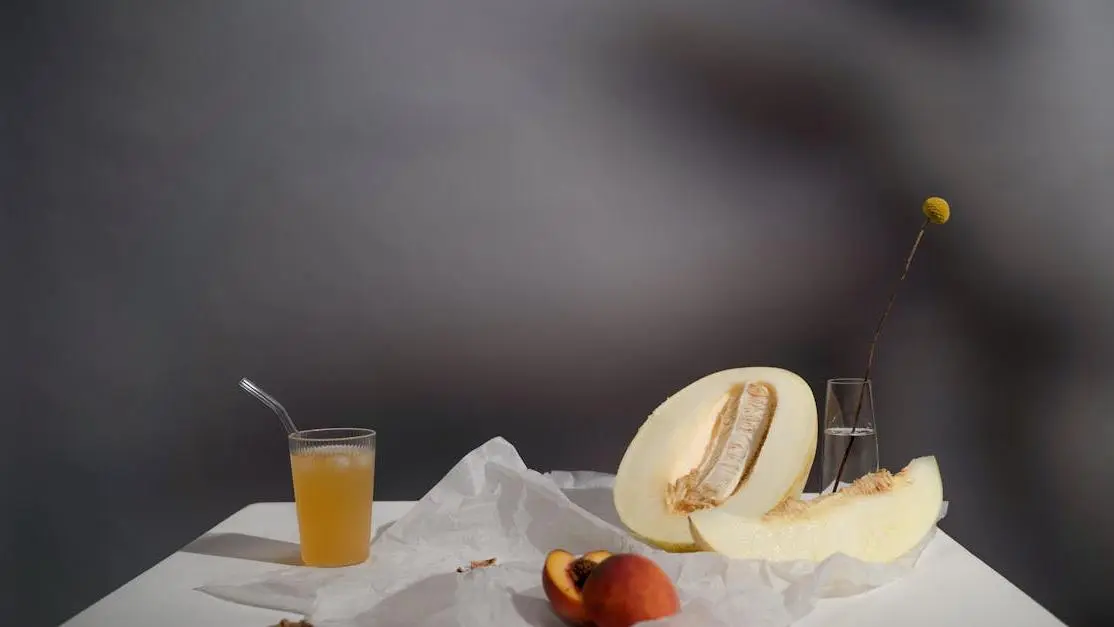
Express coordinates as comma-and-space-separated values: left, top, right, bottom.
61, 501, 1066, 627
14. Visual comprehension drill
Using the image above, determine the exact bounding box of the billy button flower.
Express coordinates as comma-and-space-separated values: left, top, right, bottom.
829, 196, 951, 492
922, 196, 950, 225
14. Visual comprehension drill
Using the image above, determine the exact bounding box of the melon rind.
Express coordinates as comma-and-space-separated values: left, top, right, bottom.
613, 366, 818, 552
688, 455, 944, 563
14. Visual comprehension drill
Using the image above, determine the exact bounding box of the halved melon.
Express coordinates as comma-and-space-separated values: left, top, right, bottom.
689, 455, 943, 563
613, 367, 818, 552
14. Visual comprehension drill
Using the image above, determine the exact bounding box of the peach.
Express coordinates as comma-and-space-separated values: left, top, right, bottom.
541, 549, 613, 624
581, 554, 680, 627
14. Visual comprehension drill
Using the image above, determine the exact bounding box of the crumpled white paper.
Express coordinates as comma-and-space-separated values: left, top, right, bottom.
199, 437, 947, 627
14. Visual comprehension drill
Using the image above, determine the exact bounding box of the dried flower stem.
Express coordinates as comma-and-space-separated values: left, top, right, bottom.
829, 218, 930, 493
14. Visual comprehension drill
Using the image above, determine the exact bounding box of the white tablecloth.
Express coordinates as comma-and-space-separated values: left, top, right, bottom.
61, 501, 1065, 627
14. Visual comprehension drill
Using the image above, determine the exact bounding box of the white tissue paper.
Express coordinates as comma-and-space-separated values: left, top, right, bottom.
198, 437, 947, 627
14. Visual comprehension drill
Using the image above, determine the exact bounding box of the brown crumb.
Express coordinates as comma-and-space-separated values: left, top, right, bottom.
456, 557, 497, 573
275, 620, 313, 627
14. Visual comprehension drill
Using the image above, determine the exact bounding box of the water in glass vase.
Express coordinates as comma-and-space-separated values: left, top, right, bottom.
821, 426, 879, 493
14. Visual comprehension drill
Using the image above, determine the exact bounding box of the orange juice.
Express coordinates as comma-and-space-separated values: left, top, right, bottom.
290, 445, 375, 567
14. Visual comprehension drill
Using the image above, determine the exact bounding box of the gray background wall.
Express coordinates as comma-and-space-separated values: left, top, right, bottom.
5, 1, 1110, 625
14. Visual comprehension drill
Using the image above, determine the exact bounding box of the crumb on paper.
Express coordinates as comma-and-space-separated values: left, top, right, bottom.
275, 619, 312, 627
456, 557, 497, 573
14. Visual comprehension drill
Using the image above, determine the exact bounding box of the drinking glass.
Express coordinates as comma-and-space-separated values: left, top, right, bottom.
821, 378, 879, 493
288, 428, 376, 567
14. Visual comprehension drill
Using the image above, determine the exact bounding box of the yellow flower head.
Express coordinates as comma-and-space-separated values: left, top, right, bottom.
922, 197, 950, 225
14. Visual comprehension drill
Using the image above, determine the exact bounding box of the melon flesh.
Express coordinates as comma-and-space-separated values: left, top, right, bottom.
613, 367, 818, 552
689, 455, 943, 563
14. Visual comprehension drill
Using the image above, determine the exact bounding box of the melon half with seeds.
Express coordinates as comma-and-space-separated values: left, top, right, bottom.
689, 455, 944, 563
613, 367, 818, 552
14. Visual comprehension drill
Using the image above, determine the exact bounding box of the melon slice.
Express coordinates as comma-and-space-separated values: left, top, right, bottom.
613, 367, 818, 552
689, 455, 943, 563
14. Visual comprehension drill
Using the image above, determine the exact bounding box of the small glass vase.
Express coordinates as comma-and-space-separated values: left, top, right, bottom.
821, 378, 880, 493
